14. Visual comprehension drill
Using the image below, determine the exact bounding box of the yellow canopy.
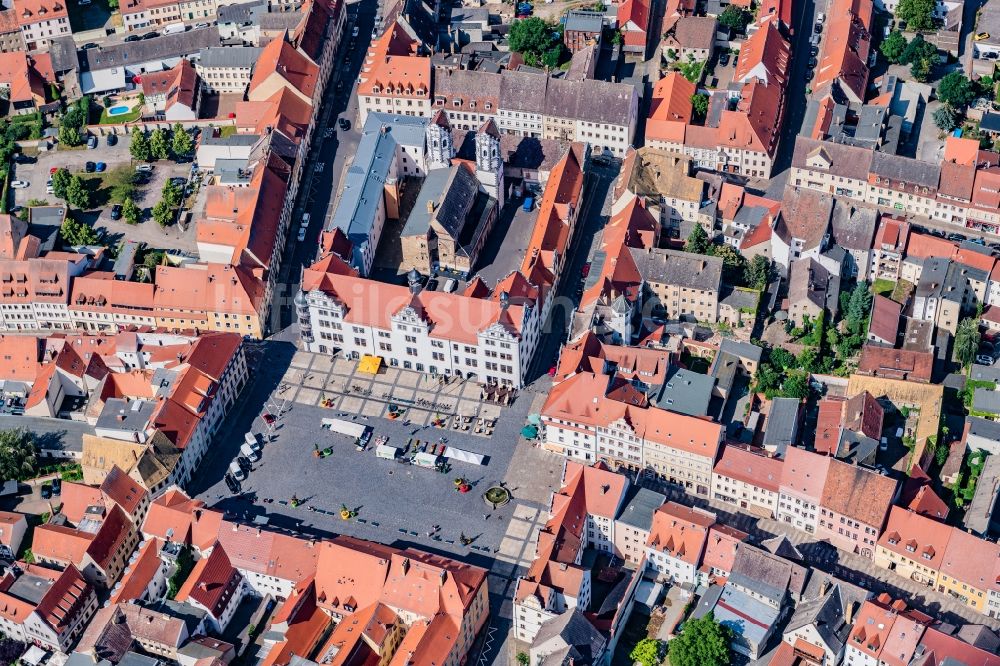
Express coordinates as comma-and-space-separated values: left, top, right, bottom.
358, 355, 382, 374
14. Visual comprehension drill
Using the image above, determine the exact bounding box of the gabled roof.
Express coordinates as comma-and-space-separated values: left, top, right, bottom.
249, 37, 320, 102
176, 543, 243, 618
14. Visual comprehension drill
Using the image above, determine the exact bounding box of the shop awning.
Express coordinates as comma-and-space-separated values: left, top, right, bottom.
376, 443, 400, 459
358, 355, 382, 374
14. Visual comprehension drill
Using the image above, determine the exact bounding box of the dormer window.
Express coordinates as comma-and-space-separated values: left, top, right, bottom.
485, 102, 492, 110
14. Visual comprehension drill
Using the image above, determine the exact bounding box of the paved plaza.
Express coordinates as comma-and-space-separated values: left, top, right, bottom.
273, 351, 508, 433
196, 349, 562, 564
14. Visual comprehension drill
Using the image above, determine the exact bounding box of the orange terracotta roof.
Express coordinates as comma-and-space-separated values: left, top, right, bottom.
877, 506, 952, 570
0, 336, 41, 382
0, 52, 47, 105
712, 445, 782, 492
249, 37, 320, 101
110, 538, 163, 604
943, 135, 981, 166
780, 446, 831, 500
646, 72, 693, 143
734, 20, 789, 87
813, 0, 872, 102
14, 0, 68, 26
647, 502, 714, 565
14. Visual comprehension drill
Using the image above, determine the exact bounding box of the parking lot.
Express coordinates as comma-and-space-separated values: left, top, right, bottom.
13, 139, 199, 252
195, 350, 548, 559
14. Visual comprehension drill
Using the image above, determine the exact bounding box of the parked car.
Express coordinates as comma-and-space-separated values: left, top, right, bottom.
719, 53, 730, 66
297, 226, 307, 242
814, 23, 822, 33
136, 164, 154, 173
110, 204, 122, 220
124, 34, 142, 42
142, 31, 160, 39
977, 355, 994, 365
301, 212, 311, 228
810, 45, 819, 56
581, 262, 591, 277
170, 176, 186, 185
95, 162, 106, 172
86, 135, 98, 149
808, 57, 818, 68
352, 25, 359, 37
50, 166, 59, 175
10, 180, 28, 189
51, 478, 62, 496
106, 134, 117, 146
805, 70, 814, 82
13, 154, 34, 164
194, 22, 210, 28
262, 413, 275, 425
40, 484, 51, 499
82, 42, 98, 49
338, 117, 351, 131
224, 473, 240, 493
85, 161, 96, 173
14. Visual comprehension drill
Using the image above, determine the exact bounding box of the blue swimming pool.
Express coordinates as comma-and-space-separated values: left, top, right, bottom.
107, 105, 131, 116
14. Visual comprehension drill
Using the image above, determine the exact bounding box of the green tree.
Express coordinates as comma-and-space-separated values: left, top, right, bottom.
745, 255, 772, 290
668, 613, 731, 666
143, 250, 166, 270
895, 0, 936, 32
718, 5, 752, 32
846, 284, 873, 335
130, 127, 152, 162
754, 364, 781, 396
954, 318, 982, 367
932, 104, 958, 131
781, 372, 811, 399
150, 128, 170, 160
937, 72, 976, 108
901, 34, 936, 65
630, 639, 667, 666
691, 93, 709, 119
65, 175, 91, 210
161, 179, 183, 208
152, 199, 174, 227
880, 30, 908, 63
541, 44, 564, 68
171, 123, 193, 157
712, 242, 748, 285
769, 347, 795, 369
59, 217, 100, 247
51, 167, 71, 199
122, 197, 141, 225
58, 122, 81, 147
685, 224, 710, 254
910, 56, 932, 82
0, 428, 38, 481
516, 654, 529, 666
508, 17, 558, 62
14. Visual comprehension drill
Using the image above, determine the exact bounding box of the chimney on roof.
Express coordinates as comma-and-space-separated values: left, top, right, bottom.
402, 557, 410, 574
845, 600, 856, 624
439, 569, 447, 585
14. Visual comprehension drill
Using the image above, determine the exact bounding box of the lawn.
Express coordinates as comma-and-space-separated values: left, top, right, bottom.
99, 105, 143, 124
76, 166, 142, 208
217, 125, 238, 139
871, 278, 895, 297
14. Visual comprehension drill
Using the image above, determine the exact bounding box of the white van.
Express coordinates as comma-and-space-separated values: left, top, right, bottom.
241, 442, 261, 461
244, 431, 262, 451
162, 23, 187, 35
444, 278, 457, 293
228, 460, 245, 481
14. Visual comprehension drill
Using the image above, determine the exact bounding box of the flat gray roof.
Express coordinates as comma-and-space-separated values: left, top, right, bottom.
762, 398, 800, 454
973, 388, 1000, 415
616, 488, 665, 531
95, 398, 156, 436
653, 367, 715, 417
198, 46, 261, 68
970, 364, 1000, 383
8, 573, 55, 605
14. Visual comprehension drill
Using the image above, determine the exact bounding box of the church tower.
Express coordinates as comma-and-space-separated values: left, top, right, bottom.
474, 118, 504, 206
425, 110, 454, 170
